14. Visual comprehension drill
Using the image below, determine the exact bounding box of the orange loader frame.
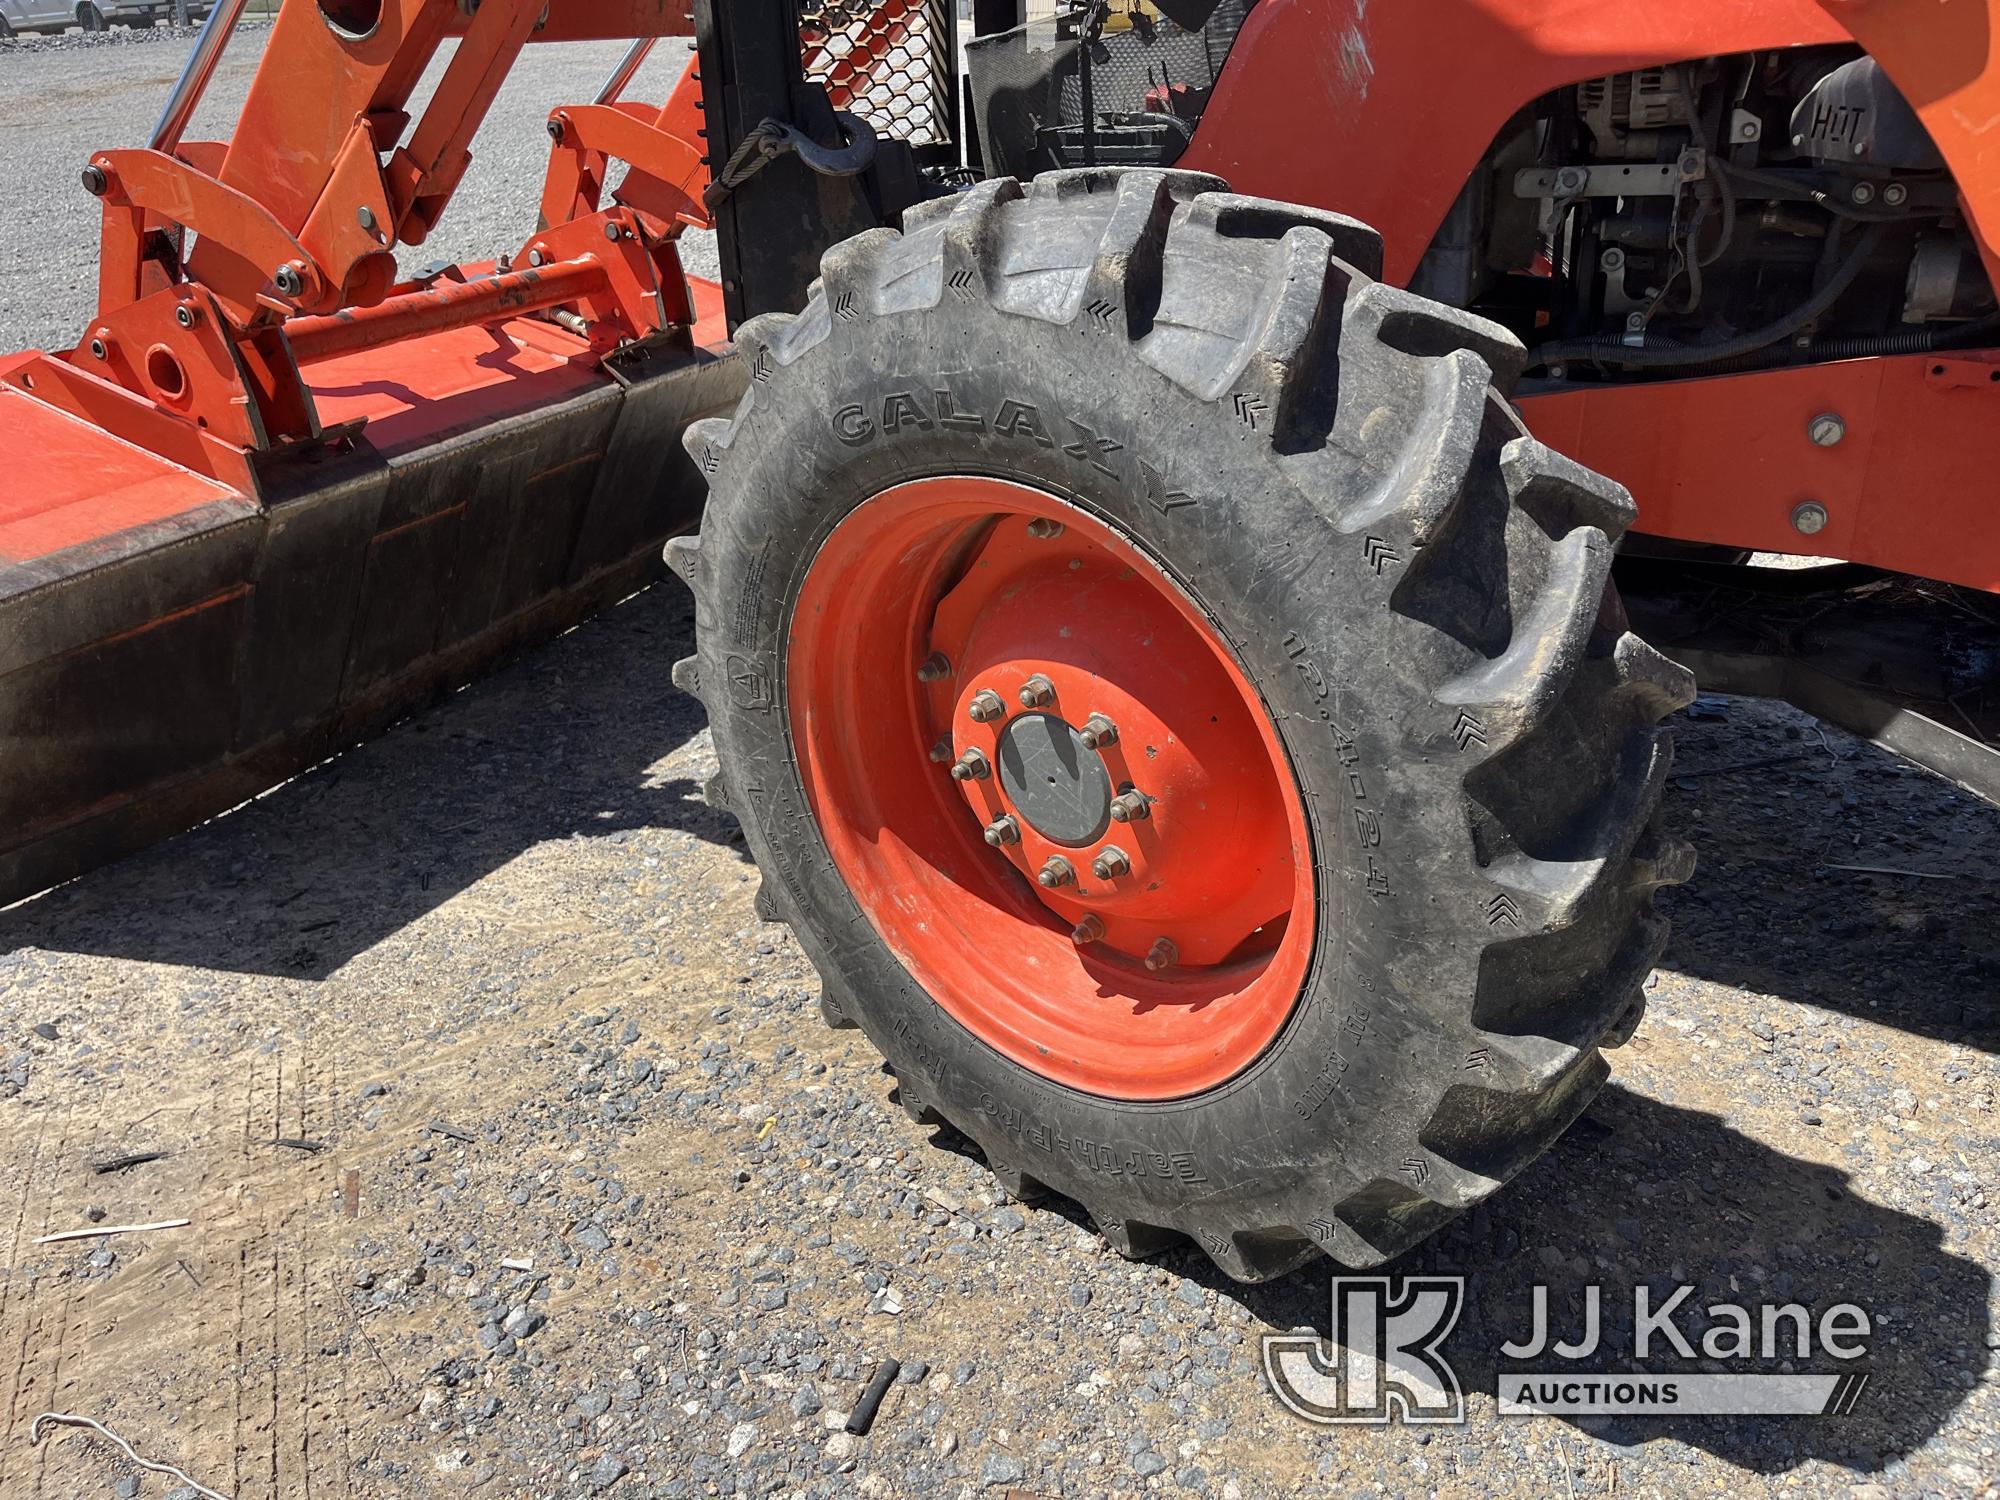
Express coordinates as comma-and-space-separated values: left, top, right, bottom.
0, 0, 919, 903
15, 1, 703, 503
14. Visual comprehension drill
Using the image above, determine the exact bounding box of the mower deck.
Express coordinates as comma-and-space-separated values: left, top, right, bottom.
0, 279, 741, 906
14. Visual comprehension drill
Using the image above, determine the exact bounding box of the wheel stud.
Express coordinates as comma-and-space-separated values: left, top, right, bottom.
968, 689, 1006, 724
916, 651, 952, 683
928, 736, 954, 764
1018, 673, 1055, 709
1071, 913, 1105, 946
983, 815, 1021, 847
951, 748, 991, 782
1025, 517, 1065, 540
1079, 713, 1118, 751
1108, 790, 1150, 823
1090, 845, 1130, 880
1037, 856, 1074, 888
1144, 937, 1179, 972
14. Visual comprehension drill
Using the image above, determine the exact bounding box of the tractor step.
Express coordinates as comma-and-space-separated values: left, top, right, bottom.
0, 289, 743, 906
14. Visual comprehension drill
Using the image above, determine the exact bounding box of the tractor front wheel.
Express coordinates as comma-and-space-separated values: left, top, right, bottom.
672, 169, 1693, 1280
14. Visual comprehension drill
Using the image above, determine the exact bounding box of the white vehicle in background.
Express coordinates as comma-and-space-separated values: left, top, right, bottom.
0, 0, 210, 35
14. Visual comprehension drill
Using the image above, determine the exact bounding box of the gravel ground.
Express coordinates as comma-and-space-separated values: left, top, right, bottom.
3, 25, 1999, 1500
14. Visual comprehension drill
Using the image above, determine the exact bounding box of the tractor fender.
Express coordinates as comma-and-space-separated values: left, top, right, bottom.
1180, 0, 2000, 288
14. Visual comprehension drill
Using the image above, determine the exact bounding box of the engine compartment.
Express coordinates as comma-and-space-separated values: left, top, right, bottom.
1415, 48, 1999, 380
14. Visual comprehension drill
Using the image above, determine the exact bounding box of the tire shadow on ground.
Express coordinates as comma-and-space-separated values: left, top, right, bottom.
925, 1081, 1988, 1479
1653, 695, 2000, 1054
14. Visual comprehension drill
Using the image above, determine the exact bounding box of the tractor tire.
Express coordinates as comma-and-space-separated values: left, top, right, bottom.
671, 168, 1694, 1281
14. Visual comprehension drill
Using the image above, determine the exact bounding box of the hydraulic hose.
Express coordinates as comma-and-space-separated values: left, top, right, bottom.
1530, 220, 1889, 371
1711, 159, 1925, 223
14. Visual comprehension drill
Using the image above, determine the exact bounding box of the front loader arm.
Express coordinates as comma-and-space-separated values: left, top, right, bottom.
0, 0, 945, 907
14, 0, 930, 493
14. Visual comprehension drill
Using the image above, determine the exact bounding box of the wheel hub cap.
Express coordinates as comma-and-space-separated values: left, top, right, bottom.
993, 714, 1110, 846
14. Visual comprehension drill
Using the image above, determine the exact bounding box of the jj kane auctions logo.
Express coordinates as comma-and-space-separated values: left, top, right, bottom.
1263, 1277, 1872, 1423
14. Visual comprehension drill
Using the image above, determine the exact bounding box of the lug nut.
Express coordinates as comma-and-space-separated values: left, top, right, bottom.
928, 736, 954, 764
968, 689, 1006, 724
1079, 713, 1118, 750
1091, 846, 1130, 880
1071, 913, 1105, 946
951, 748, 991, 782
1108, 791, 1150, 823
1144, 937, 1179, 972
915, 651, 951, 683
983, 815, 1020, 847
1025, 517, 1065, 539
1018, 673, 1055, 709
1037, 857, 1074, 888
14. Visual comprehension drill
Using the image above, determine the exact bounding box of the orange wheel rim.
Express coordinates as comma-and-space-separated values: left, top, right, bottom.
789, 476, 1316, 1100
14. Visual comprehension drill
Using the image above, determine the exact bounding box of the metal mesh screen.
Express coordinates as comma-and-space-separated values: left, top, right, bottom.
801, 0, 955, 147
967, 2, 1253, 178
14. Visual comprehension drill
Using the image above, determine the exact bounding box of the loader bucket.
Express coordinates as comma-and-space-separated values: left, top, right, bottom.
0, 286, 743, 907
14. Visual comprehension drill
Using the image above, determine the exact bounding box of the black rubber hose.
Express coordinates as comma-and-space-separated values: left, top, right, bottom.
1533, 314, 2000, 380
1711, 159, 1922, 223
845, 1358, 901, 1435
1530, 221, 1889, 370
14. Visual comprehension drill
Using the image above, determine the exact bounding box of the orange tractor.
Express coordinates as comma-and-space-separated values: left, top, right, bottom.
3, 0, 1995, 1279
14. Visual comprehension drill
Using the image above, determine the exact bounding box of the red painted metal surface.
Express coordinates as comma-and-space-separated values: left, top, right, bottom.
287, 258, 608, 363
789, 476, 1315, 1099
1184, 0, 2000, 591
0, 385, 243, 565
30, 0, 721, 483
1520, 354, 2000, 594
7, 270, 732, 560
1185, 0, 1848, 286
15, 0, 919, 500
540, 57, 712, 238
303, 316, 604, 454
